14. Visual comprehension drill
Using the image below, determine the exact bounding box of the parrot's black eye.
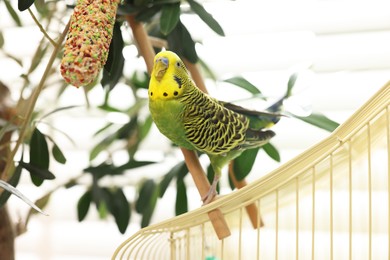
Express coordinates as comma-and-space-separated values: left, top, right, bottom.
176, 61, 181, 67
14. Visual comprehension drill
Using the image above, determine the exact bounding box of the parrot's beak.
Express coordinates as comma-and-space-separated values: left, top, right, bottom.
154, 57, 169, 81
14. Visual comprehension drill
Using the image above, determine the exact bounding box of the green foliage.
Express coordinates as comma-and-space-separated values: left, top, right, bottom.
18, 0, 35, 11
0, 31, 4, 48
262, 143, 281, 162
295, 112, 339, 132
77, 190, 92, 221
52, 143, 66, 164
233, 148, 259, 181
4, 0, 22, 26
224, 76, 264, 97
186, 0, 225, 36
160, 3, 180, 35
101, 22, 125, 90
159, 161, 187, 197
136, 179, 159, 227
0, 165, 23, 208
167, 20, 198, 63
175, 176, 188, 215
108, 188, 131, 233
28, 127, 53, 186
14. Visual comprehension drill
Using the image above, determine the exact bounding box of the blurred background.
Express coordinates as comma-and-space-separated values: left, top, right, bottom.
0, 0, 389, 259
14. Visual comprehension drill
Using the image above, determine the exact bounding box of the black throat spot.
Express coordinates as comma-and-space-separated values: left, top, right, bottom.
173, 75, 182, 89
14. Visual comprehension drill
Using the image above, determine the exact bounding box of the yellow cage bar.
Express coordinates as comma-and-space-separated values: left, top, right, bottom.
113, 82, 389, 260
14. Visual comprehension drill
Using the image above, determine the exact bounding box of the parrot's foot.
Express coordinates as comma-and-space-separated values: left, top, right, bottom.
202, 175, 220, 205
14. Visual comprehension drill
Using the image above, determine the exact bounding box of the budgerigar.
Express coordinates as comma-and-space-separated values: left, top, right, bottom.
149, 51, 281, 204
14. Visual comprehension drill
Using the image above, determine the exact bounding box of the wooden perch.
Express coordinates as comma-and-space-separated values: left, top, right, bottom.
126, 15, 231, 240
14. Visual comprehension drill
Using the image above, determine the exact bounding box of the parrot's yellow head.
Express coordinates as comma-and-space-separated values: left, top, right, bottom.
149, 51, 190, 101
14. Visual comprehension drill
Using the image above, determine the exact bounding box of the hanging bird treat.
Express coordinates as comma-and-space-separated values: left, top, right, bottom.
60, 0, 119, 87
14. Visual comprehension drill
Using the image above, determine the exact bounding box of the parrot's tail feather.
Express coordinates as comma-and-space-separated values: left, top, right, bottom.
241, 129, 275, 149
247, 129, 275, 141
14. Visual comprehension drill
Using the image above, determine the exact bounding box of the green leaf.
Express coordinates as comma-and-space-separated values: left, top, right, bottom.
135, 5, 162, 22
91, 186, 111, 219
30, 127, 50, 170
228, 170, 235, 191
295, 112, 339, 132
133, 0, 150, 7
198, 57, 217, 81
98, 200, 109, 219
180, 22, 198, 63
117, 3, 139, 16
89, 118, 135, 160
167, 21, 198, 63
93, 122, 114, 137
135, 179, 156, 214
4, 0, 22, 26
262, 143, 280, 162
0, 180, 47, 215
34, 0, 49, 16
89, 139, 109, 161
77, 190, 92, 221
52, 143, 66, 164
134, 178, 160, 227
206, 164, 214, 184
117, 117, 138, 139
159, 161, 187, 197
130, 71, 150, 89
84, 163, 114, 180
116, 160, 155, 172
18, 0, 35, 11
287, 73, 298, 98
27, 193, 51, 219
29, 127, 50, 186
139, 115, 153, 141
0, 165, 22, 208
187, 0, 224, 36
160, 3, 180, 35
0, 31, 4, 49
175, 177, 188, 215
233, 148, 260, 181
224, 76, 263, 97
141, 189, 158, 228
101, 22, 125, 90
84, 160, 155, 180
108, 189, 130, 234
19, 161, 55, 181
140, 186, 159, 228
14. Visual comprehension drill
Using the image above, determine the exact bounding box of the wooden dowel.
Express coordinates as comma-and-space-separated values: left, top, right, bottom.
181, 148, 231, 239
229, 162, 264, 228
126, 16, 154, 74
183, 59, 208, 94
126, 15, 231, 239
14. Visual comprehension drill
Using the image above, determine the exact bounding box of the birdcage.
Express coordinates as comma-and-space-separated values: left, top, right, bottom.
112, 82, 389, 260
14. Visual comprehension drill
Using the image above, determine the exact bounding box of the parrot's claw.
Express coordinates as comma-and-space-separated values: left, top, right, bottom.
202, 175, 220, 205
202, 187, 217, 205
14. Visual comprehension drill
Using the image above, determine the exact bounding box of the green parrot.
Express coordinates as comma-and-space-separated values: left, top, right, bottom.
148, 51, 281, 204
